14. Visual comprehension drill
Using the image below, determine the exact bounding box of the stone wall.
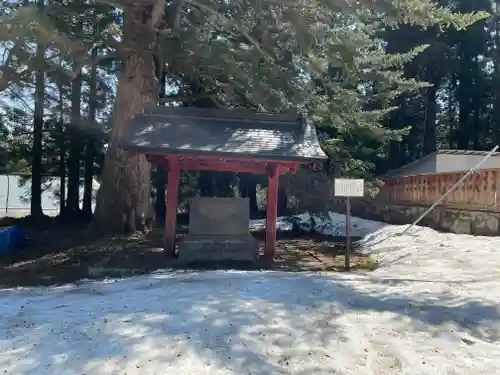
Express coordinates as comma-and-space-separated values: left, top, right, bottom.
327, 193, 500, 237
343, 199, 500, 236
285, 167, 500, 236
359, 168, 500, 236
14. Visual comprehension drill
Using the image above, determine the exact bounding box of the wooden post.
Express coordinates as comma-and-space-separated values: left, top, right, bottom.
164, 157, 180, 256
265, 164, 279, 258
334, 178, 364, 271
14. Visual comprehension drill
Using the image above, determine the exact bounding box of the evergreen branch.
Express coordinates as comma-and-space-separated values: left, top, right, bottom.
184, 0, 269, 60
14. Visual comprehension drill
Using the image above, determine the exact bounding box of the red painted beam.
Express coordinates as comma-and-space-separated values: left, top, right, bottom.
147, 155, 169, 168
146, 154, 302, 175
166, 153, 309, 166
265, 164, 279, 258
178, 159, 268, 174
164, 157, 180, 257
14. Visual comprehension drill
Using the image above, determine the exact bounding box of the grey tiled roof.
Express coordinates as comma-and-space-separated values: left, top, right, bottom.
120, 106, 327, 162
436, 149, 500, 157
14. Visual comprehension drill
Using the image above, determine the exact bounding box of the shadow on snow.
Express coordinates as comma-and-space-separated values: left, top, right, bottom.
0, 271, 499, 374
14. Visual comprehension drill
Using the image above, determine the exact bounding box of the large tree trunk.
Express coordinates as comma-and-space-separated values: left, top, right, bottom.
248, 181, 258, 218
422, 81, 439, 154
239, 173, 259, 218
447, 77, 456, 149
456, 47, 474, 149
494, 1, 500, 145
154, 174, 166, 225
83, 46, 98, 219
67, 63, 82, 216
471, 58, 482, 149
92, 5, 161, 233
31, 0, 44, 219
277, 186, 288, 216
58, 80, 66, 215
199, 171, 215, 197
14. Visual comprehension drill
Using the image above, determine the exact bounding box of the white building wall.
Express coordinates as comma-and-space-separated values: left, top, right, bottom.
436, 154, 500, 173
0, 175, 99, 218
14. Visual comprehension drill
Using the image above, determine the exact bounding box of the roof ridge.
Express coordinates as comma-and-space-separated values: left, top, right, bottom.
122, 107, 327, 161
145, 105, 301, 124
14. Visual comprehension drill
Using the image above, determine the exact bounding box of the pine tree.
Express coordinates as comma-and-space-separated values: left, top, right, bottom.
0, 0, 489, 231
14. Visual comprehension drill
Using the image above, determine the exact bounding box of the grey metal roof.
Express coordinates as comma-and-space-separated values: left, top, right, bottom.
382, 148, 500, 178
120, 106, 327, 162
382, 153, 436, 178
436, 149, 500, 157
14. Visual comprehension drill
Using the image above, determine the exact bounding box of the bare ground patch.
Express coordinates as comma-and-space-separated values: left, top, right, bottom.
0, 219, 376, 287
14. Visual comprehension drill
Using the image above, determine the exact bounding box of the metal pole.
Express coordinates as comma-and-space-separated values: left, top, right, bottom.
403, 145, 499, 233
345, 196, 351, 271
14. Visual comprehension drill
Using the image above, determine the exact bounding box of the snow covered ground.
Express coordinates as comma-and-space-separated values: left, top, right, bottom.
249, 211, 385, 237
1, 214, 500, 374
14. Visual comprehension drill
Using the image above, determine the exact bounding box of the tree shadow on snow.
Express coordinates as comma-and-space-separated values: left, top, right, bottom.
1, 271, 499, 374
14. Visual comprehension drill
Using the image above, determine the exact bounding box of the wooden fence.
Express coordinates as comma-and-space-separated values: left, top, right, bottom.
378, 168, 500, 211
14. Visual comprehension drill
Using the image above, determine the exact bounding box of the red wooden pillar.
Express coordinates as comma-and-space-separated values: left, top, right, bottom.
164, 157, 180, 256
265, 164, 279, 258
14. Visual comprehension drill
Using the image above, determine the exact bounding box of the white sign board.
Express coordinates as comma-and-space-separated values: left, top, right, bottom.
334, 178, 365, 197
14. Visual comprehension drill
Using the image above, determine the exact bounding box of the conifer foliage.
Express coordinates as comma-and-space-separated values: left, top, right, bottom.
0, 0, 489, 230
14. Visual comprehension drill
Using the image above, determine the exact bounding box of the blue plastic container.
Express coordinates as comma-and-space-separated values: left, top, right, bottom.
0, 226, 24, 254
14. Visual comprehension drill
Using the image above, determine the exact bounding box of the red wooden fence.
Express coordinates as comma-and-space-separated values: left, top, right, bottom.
378, 169, 500, 211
